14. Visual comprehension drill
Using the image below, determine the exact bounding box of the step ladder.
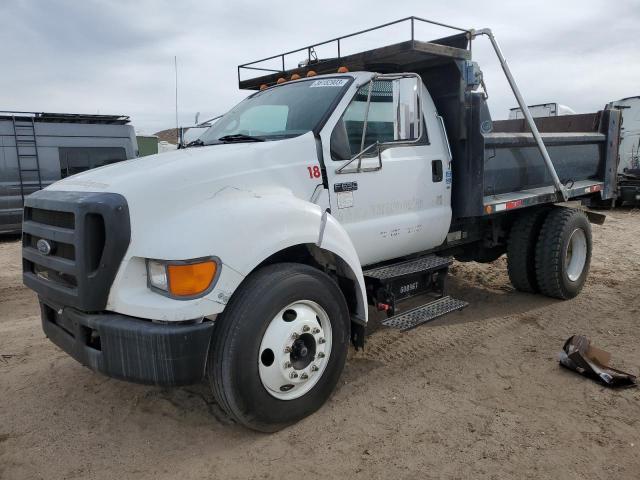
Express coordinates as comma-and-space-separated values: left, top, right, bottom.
382, 296, 468, 331
363, 254, 468, 331
12, 116, 43, 203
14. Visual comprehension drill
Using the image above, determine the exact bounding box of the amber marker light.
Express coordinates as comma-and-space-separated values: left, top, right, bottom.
337, 66, 349, 73
147, 258, 219, 299
167, 261, 217, 297
276, 77, 286, 84
259, 84, 268, 91
290, 73, 301, 80
306, 70, 317, 77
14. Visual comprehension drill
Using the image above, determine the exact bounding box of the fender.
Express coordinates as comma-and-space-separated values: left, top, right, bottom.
107, 188, 368, 324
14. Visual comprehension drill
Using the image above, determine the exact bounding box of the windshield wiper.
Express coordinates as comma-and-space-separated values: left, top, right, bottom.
218, 134, 265, 143
186, 139, 205, 147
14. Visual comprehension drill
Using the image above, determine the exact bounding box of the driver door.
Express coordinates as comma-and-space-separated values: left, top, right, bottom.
322, 76, 452, 266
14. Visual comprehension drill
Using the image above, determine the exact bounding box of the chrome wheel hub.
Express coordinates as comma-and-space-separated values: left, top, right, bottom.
258, 300, 332, 400
565, 228, 587, 282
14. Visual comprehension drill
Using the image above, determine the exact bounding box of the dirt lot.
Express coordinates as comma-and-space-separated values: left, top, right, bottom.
1, 209, 639, 480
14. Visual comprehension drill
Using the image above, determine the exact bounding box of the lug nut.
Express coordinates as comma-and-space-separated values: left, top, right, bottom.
312, 328, 321, 334
311, 365, 319, 372
302, 325, 310, 332
317, 352, 325, 359
284, 361, 292, 369
318, 337, 326, 344
291, 332, 299, 340
300, 373, 309, 380
284, 346, 292, 353
290, 372, 299, 379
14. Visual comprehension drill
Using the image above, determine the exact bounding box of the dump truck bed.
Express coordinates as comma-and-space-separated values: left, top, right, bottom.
479, 112, 620, 215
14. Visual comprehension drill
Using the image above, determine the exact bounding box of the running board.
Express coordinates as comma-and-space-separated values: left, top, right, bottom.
363, 254, 452, 280
381, 296, 468, 331
364, 254, 453, 313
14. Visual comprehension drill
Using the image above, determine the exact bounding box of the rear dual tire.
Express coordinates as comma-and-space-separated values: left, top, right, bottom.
535, 208, 592, 299
507, 208, 549, 293
507, 207, 592, 299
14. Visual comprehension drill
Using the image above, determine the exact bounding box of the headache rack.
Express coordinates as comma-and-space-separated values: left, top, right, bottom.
237, 16, 473, 91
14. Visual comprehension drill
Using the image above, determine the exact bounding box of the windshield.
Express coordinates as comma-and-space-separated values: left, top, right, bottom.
199, 77, 352, 145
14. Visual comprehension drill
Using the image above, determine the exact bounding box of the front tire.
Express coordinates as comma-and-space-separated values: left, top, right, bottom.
207, 263, 350, 432
535, 208, 592, 299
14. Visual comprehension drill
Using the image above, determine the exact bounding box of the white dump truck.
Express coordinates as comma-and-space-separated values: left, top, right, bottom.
22, 18, 620, 431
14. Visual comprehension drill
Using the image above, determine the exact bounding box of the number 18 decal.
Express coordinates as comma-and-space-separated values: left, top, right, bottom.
307, 165, 321, 179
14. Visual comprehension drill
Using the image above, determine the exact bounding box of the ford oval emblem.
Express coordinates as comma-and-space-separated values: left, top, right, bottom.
36, 238, 53, 256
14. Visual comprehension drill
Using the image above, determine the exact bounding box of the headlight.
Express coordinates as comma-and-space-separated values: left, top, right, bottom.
146, 257, 219, 299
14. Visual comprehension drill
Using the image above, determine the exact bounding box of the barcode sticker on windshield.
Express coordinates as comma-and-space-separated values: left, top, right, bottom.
310, 79, 349, 88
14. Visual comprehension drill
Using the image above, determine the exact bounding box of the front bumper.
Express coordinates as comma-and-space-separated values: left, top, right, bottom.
40, 299, 214, 386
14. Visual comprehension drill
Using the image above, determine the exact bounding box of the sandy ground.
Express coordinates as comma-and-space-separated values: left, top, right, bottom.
1, 209, 639, 480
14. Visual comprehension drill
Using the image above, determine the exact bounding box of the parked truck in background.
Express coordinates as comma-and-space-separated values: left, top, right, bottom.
0, 112, 137, 234
508, 102, 576, 119
608, 96, 640, 205
21, 18, 620, 431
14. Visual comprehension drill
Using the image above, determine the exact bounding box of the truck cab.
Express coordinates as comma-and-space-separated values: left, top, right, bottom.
22, 18, 619, 431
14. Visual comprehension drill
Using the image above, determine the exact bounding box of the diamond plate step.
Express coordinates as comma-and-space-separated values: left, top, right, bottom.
363, 255, 452, 280
381, 296, 468, 331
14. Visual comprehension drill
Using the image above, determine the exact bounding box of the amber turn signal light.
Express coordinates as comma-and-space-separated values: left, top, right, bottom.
167, 261, 217, 297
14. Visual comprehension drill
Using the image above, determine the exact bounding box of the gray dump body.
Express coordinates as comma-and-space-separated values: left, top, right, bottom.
485, 113, 615, 197
0, 112, 137, 234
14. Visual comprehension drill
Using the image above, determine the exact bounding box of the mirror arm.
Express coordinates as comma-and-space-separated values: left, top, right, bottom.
358, 81, 374, 170
336, 141, 380, 174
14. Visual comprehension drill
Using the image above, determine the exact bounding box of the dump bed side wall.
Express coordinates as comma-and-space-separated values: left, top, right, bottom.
483, 133, 605, 196
489, 111, 620, 200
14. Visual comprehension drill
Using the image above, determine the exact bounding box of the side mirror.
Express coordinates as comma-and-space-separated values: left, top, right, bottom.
392, 77, 422, 142
335, 73, 423, 175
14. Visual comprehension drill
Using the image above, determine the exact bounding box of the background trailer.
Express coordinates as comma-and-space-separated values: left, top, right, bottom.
0, 111, 137, 234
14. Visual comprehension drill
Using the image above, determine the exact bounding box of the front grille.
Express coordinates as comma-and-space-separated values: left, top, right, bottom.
22, 191, 131, 311
24, 232, 76, 260
28, 208, 75, 229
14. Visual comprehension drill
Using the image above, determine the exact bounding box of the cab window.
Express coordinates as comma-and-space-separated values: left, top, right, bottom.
330, 80, 395, 160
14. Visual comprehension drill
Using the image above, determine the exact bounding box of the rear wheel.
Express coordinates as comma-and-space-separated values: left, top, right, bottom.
207, 263, 350, 432
507, 208, 549, 293
535, 208, 592, 299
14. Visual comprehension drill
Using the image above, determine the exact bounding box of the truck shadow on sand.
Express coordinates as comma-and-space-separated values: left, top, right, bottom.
365, 272, 559, 335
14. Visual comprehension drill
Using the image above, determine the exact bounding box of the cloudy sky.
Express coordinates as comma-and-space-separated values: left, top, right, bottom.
1, 0, 638, 135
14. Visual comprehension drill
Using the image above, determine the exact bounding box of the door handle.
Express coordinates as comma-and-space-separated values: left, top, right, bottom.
432, 160, 443, 182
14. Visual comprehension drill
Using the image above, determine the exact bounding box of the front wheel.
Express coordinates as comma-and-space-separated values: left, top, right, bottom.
207, 263, 350, 432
